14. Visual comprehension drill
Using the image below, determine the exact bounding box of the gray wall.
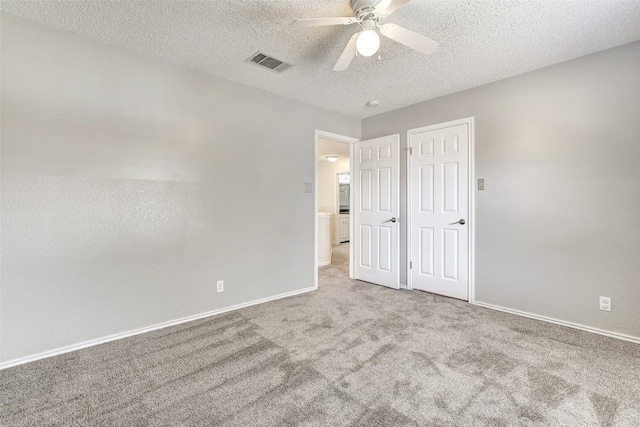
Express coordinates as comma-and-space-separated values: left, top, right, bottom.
2, 13, 638, 365
0, 14, 359, 363
362, 41, 640, 339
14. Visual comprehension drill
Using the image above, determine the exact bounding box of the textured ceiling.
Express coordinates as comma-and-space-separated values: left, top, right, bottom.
2, 0, 640, 118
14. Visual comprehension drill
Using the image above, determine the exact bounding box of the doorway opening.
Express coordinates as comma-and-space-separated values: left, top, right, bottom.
314, 131, 358, 288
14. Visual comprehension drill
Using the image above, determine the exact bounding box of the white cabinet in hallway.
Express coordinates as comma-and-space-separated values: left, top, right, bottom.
338, 214, 350, 243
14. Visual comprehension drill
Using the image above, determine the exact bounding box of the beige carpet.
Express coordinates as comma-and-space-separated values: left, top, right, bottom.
1, 243, 639, 426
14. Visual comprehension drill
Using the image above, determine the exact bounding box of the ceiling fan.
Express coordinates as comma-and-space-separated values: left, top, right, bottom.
292, 0, 438, 71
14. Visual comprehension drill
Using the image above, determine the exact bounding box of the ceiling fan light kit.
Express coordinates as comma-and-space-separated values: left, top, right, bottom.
356, 21, 380, 57
292, 0, 438, 71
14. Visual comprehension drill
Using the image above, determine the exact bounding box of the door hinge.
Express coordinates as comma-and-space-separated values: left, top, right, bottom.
404, 147, 413, 155
410, 261, 413, 269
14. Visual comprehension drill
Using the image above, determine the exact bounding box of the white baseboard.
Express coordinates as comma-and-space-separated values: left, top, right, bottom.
0, 286, 316, 370
472, 301, 640, 344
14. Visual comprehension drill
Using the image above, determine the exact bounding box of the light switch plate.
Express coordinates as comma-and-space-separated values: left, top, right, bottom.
303, 182, 313, 193
478, 178, 485, 190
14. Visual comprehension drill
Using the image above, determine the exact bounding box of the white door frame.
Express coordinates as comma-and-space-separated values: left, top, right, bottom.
406, 117, 476, 302
314, 130, 359, 289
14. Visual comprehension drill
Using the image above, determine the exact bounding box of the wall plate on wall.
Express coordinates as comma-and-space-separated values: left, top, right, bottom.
303, 182, 313, 193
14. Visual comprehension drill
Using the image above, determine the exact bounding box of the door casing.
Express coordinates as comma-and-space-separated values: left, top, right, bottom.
406, 117, 476, 302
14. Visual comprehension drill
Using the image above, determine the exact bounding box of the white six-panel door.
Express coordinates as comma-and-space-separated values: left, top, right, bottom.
408, 120, 471, 300
354, 134, 400, 289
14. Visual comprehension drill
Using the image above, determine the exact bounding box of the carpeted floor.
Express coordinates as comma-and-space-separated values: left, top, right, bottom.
1, 243, 639, 426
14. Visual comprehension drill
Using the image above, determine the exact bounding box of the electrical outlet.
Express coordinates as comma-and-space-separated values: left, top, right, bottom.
599, 296, 611, 312
217, 280, 224, 293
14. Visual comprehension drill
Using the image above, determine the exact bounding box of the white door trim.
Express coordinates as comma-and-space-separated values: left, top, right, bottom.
315, 130, 359, 289
406, 117, 476, 302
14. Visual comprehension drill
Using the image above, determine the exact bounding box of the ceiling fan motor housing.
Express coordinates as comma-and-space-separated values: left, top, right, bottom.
350, 0, 382, 21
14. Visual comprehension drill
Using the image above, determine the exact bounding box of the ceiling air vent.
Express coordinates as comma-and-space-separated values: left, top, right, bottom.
246, 52, 293, 74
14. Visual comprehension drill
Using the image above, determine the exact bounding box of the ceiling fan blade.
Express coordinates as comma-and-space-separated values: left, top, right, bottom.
379, 23, 438, 55
291, 17, 358, 28
373, 0, 410, 17
334, 33, 359, 71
